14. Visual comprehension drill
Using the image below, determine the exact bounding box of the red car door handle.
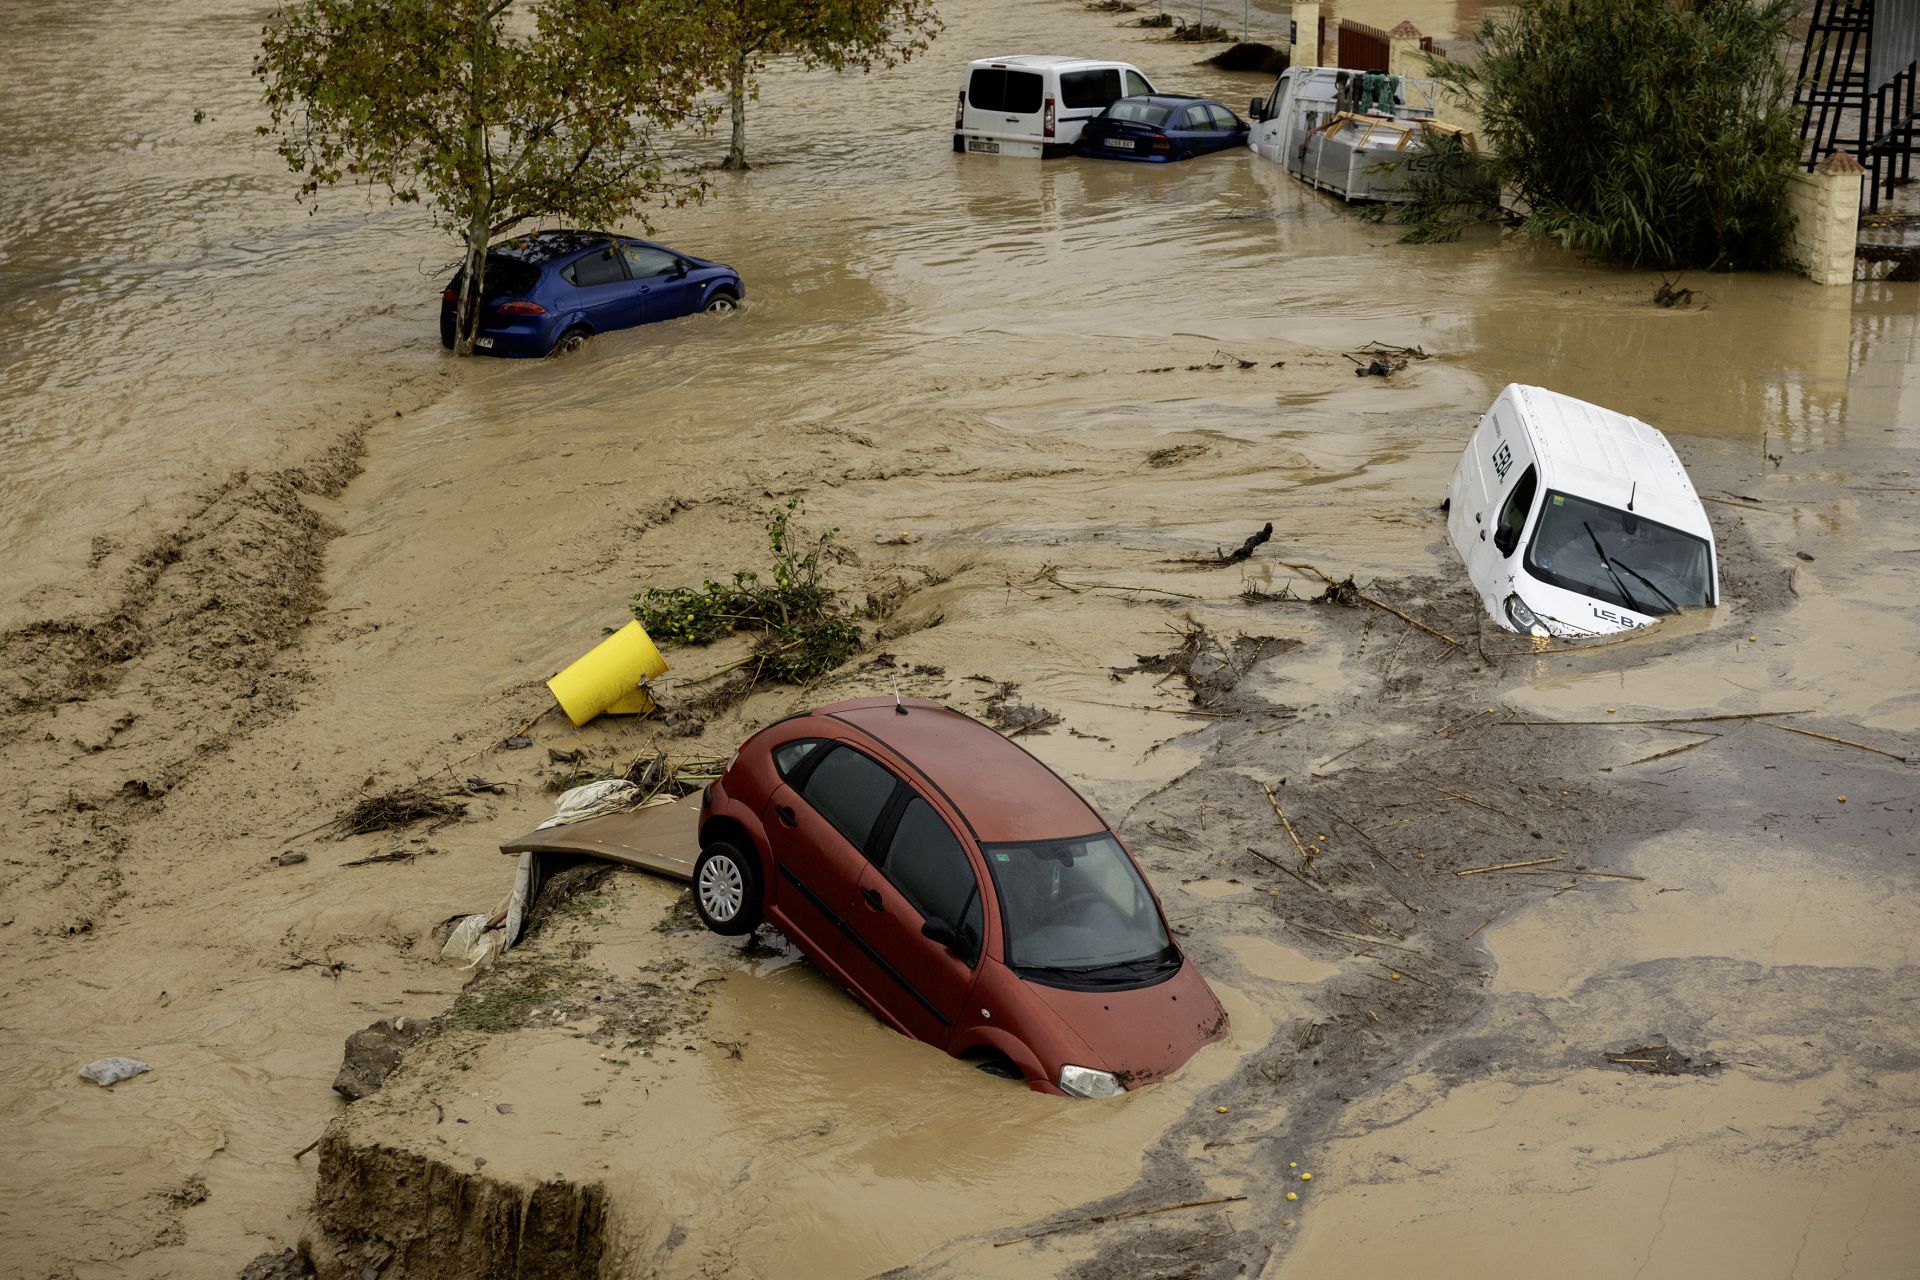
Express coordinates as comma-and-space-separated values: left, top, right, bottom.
775, 805, 797, 827
859, 887, 884, 912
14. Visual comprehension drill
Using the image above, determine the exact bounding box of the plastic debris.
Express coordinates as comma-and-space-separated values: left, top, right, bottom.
79, 1057, 150, 1087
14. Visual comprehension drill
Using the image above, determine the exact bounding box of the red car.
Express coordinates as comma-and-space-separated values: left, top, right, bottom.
695, 697, 1228, 1096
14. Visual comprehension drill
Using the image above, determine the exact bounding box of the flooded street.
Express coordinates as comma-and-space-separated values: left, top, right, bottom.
3, 0, 1917, 1277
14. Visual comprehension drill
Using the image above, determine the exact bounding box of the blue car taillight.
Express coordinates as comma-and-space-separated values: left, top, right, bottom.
495, 300, 546, 316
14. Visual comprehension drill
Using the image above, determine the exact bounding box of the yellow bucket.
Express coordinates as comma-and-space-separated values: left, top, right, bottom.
547, 620, 669, 727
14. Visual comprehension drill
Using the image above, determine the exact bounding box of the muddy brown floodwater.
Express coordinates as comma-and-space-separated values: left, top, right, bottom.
3, 0, 1918, 1277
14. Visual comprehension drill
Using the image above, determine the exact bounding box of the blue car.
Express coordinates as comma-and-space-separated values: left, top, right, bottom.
439, 230, 744, 357
1073, 94, 1249, 162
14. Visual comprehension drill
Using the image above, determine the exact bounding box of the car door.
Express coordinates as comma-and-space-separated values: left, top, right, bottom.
1205, 103, 1246, 152
564, 244, 638, 332
840, 792, 985, 1046
1177, 103, 1219, 156
766, 742, 901, 966
620, 242, 699, 321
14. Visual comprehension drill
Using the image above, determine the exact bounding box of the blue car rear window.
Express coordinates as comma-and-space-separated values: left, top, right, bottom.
1107, 101, 1171, 126
451, 257, 539, 300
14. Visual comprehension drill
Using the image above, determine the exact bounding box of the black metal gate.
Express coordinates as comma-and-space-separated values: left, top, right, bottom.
1797, 0, 1920, 211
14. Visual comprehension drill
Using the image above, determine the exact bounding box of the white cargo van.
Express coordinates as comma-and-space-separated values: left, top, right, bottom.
1445, 385, 1718, 637
955, 56, 1157, 158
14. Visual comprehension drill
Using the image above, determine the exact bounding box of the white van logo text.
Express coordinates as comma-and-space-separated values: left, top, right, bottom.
1492, 443, 1513, 481
1590, 604, 1643, 629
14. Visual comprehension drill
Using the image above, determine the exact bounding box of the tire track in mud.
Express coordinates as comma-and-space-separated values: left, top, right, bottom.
0, 400, 434, 940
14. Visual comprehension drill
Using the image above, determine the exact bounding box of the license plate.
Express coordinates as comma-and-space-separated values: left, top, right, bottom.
1102, 138, 1136, 150
475, 336, 494, 349
966, 138, 1000, 154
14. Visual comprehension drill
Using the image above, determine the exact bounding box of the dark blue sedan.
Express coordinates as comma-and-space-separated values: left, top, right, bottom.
1073, 95, 1249, 162
439, 230, 744, 357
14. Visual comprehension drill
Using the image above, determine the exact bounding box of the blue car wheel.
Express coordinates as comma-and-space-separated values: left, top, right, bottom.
550, 326, 591, 356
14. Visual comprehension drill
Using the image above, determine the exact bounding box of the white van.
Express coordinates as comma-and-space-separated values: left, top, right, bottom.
955, 56, 1157, 158
1445, 385, 1719, 637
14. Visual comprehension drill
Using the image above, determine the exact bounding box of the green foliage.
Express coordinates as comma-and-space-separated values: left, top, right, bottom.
1362, 133, 1508, 243
1430, 0, 1802, 270
633, 499, 862, 684
704, 0, 944, 169
442, 960, 587, 1033
254, 0, 713, 353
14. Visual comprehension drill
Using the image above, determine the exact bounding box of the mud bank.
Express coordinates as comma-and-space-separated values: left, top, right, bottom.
5, 0, 1918, 1274
314, 1132, 609, 1280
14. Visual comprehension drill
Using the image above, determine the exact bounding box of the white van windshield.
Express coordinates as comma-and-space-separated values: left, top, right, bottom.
1525, 491, 1714, 615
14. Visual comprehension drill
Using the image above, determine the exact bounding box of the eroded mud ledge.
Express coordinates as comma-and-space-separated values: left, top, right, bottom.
314, 1131, 609, 1280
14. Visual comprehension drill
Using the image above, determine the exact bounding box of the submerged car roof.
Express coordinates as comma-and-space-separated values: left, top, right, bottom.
1506, 384, 1712, 541
817, 698, 1101, 843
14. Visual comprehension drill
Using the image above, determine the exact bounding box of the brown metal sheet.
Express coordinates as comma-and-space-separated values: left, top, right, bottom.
498, 793, 702, 882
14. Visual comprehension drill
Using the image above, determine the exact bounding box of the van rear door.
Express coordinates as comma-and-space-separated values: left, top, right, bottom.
962, 65, 1046, 149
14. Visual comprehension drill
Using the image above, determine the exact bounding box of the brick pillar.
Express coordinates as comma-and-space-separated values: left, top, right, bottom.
1387, 21, 1423, 77
1786, 151, 1865, 286
1290, 1, 1321, 67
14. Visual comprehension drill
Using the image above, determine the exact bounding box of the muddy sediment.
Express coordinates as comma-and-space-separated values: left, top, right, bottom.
5, 0, 1919, 1274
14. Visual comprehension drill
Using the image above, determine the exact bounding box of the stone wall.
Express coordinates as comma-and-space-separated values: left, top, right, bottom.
1785, 152, 1867, 286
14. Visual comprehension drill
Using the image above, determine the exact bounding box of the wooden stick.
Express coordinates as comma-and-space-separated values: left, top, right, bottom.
1701, 495, 1779, 514
1767, 722, 1911, 764
1620, 734, 1717, 767
1246, 846, 1326, 893
1288, 921, 1432, 956
1058, 695, 1232, 719
1454, 855, 1564, 877
292, 1136, 321, 1161
1382, 624, 1411, 680
1326, 808, 1403, 874
1279, 561, 1461, 646
1463, 913, 1497, 941
1432, 786, 1520, 822
1261, 784, 1313, 863
1497, 710, 1811, 727
992, 1195, 1248, 1246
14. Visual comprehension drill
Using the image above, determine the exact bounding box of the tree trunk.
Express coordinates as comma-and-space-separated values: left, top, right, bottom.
723, 53, 749, 171
455, 0, 492, 356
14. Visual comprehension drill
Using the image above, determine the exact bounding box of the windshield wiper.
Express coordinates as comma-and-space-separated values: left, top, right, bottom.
1610, 555, 1681, 615
1582, 521, 1646, 615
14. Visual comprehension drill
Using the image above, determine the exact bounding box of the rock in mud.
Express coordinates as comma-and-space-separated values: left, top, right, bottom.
241, 1246, 314, 1279
333, 1018, 428, 1101
315, 1130, 607, 1280
78, 1056, 151, 1086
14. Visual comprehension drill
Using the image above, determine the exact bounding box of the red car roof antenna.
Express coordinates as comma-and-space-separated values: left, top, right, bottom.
893, 680, 909, 715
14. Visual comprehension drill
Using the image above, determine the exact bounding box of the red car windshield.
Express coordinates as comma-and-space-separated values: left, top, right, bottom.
983, 833, 1173, 973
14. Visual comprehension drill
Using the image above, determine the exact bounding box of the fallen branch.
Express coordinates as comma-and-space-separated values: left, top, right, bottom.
1767, 722, 1911, 764
1497, 710, 1811, 727
292, 1136, 321, 1161
1288, 920, 1432, 956
1261, 783, 1313, 862
1279, 561, 1461, 646
1432, 786, 1520, 822
992, 1195, 1248, 1247
1246, 845, 1326, 893
1463, 912, 1497, 941
1454, 855, 1565, 877
1616, 734, 1718, 767
1036, 567, 1204, 600
1058, 695, 1233, 719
